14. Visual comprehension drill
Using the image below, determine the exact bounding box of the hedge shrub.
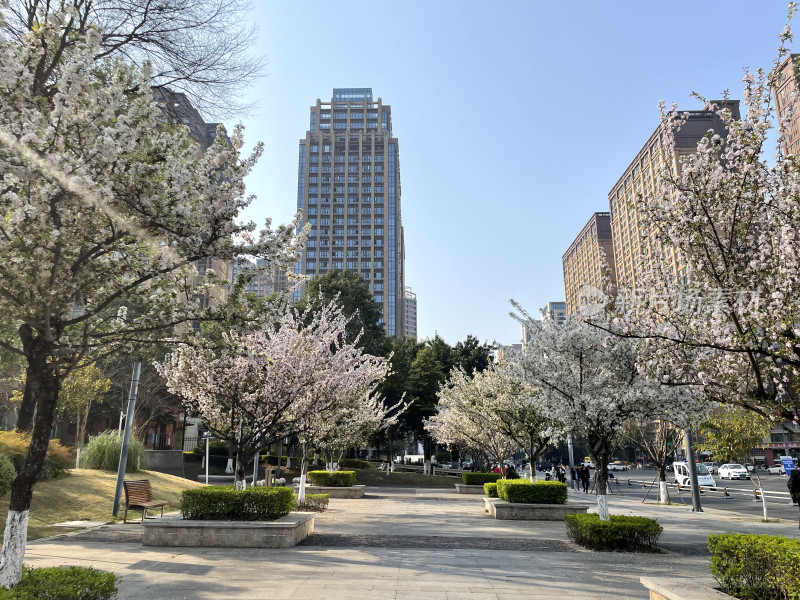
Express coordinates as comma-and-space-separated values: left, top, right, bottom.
484, 482, 498, 498
0, 454, 16, 497
80, 431, 146, 473
306, 470, 356, 487
0, 566, 117, 600
565, 514, 663, 551
462, 472, 501, 486
192, 440, 230, 457
181, 486, 294, 521
296, 493, 330, 512
0, 431, 70, 480
495, 480, 568, 504
337, 458, 374, 470
708, 533, 800, 600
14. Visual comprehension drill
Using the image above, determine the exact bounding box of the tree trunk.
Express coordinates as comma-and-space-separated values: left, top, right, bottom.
0, 334, 59, 588
658, 465, 668, 504
234, 448, 246, 491
588, 437, 613, 521
14, 372, 35, 433
298, 444, 308, 502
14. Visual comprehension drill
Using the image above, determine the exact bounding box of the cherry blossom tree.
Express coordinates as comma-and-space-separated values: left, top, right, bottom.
426, 367, 519, 474
0, 9, 299, 587
157, 301, 391, 495
606, 7, 800, 425
511, 302, 706, 519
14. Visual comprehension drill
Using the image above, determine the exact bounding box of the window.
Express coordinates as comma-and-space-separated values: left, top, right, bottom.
362, 176, 371, 183
322, 166, 331, 173
374, 206, 383, 214
362, 218, 371, 225
347, 218, 357, 225
375, 250, 383, 258
375, 175, 383, 183
334, 176, 345, 183
306, 262, 315, 270
347, 240, 357, 247
310, 145, 319, 152
320, 207, 330, 215
333, 250, 343, 258
349, 154, 358, 161
334, 165, 344, 172
307, 240, 316, 247
333, 239, 343, 247
374, 186, 383, 193
374, 272, 383, 279
333, 207, 344, 215
375, 228, 383, 236
309, 166, 319, 173
374, 165, 383, 172
362, 186, 371, 193
362, 164, 371, 172
375, 217, 383, 225
374, 261, 383, 269
332, 261, 343, 269
374, 283, 383, 291
347, 206, 357, 214
348, 196, 358, 204
361, 239, 371, 247
335, 155, 345, 163
375, 239, 383, 247
348, 165, 358, 172
308, 218, 317, 225
334, 196, 344, 204
362, 206, 371, 214
361, 261, 371, 269
375, 155, 383, 162
347, 261, 357, 269
361, 250, 371, 257
362, 155, 371, 162
306, 251, 316, 258
347, 250, 358, 258
333, 227, 343, 234
319, 262, 327, 269
348, 175, 358, 183
321, 218, 330, 225
374, 295, 383, 303
348, 228, 357, 235
375, 196, 383, 204
308, 207, 317, 215
348, 186, 358, 194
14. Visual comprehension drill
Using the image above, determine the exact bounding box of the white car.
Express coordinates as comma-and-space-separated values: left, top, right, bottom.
607, 462, 628, 471
717, 464, 750, 480
766, 464, 786, 475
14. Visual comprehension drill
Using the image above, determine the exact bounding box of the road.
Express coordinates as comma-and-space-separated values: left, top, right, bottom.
573, 468, 800, 522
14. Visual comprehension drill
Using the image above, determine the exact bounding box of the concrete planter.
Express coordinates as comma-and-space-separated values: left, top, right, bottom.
640, 577, 733, 599
484, 497, 591, 520
142, 512, 314, 548
293, 484, 366, 498
455, 484, 486, 495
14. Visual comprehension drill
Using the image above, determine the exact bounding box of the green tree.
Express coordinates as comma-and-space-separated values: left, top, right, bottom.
298, 270, 388, 356
453, 335, 494, 376
56, 364, 112, 449
696, 408, 772, 466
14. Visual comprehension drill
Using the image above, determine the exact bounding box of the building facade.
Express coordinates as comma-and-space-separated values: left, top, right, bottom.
231, 258, 290, 298
775, 55, 800, 156
562, 212, 616, 315
296, 88, 405, 336
541, 301, 567, 327
404, 286, 417, 339
608, 101, 740, 290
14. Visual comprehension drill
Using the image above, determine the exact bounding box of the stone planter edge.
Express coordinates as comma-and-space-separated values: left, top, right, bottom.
142, 511, 314, 548
484, 497, 592, 520
454, 483, 486, 494
293, 484, 366, 498
640, 576, 734, 600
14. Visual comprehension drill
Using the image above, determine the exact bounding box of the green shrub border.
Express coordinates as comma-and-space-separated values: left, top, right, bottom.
565, 513, 663, 552
708, 533, 800, 599
484, 482, 498, 498
181, 486, 294, 521
495, 480, 568, 504
296, 493, 330, 512
306, 471, 356, 487
462, 472, 501, 485
0, 566, 118, 600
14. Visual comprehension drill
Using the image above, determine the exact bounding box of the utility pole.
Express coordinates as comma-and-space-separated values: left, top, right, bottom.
112, 362, 141, 517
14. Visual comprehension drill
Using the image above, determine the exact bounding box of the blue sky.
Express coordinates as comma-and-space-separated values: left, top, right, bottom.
225, 1, 790, 347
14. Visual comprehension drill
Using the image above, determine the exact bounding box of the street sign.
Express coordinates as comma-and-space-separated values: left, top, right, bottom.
779, 455, 796, 475
200, 431, 214, 440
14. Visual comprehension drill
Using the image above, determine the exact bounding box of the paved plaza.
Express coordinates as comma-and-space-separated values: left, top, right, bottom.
22, 486, 800, 599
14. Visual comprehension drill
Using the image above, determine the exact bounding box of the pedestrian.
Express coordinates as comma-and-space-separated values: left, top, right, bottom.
492, 464, 501, 474
787, 468, 800, 530
557, 463, 566, 483
579, 465, 590, 493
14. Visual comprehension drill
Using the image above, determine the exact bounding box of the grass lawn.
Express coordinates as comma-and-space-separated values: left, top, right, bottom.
0, 468, 205, 541
354, 469, 460, 488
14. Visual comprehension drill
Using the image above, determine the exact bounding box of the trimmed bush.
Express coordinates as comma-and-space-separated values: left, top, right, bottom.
565, 513, 663, 551
708, 533, 800, 600
462, 472, 501, 486
495, 480, 568, 504
337, 458, 374, 470
192, 440, 230, 457
80, 431, 145, 473
0, 431, 70, 480
306, 470, 356, 487
0, 566, 117, 600
257, 454, 325, 467
181, 486, 294, 521
296, 493, 330, 512
484, 482, 498, 498
0, 454, 15, 497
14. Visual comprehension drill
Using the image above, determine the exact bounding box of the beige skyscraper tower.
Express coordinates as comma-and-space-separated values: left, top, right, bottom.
296, 89, 405, 336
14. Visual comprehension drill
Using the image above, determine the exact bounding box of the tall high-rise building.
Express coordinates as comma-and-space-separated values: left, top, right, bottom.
775, 54, 800, 156
562, 212, 616, 315
296, 88, 405, 336
542, 301, 567, 327
403, 286, 417, 339
609, 101, 739, 289
231, 259, 290, 298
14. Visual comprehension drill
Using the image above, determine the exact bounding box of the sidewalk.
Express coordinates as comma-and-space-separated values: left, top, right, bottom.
21, 485, 799, 599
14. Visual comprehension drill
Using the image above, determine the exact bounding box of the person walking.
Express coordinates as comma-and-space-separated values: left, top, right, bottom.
579, 465, 590, 493
788, 468, 800, 529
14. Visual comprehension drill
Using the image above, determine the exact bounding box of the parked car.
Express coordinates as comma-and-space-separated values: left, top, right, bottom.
766, 464, 786, 475
717, 464, 750, 480
702, 462, 716, 474
607, 462, 628, 471
582, 461, 595, 469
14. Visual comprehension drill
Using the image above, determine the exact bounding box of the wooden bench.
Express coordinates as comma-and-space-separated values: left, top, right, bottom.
123, 480, 167, 524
